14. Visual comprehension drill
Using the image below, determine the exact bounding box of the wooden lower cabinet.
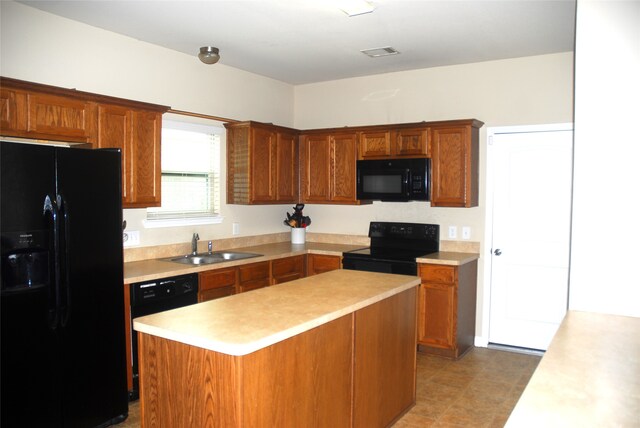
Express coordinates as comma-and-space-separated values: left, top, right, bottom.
418, 261, 478, 359
138, 287, 417, 427
271, 255, 305, 284
307, 253, 341, 276
238, 261, 271, 292
198, 267, 237, 302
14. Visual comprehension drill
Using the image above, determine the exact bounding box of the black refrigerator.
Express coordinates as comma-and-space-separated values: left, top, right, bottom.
1, 141, 128, 427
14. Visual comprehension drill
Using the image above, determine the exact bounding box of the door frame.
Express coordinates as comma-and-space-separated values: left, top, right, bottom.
478, 123, 574, 347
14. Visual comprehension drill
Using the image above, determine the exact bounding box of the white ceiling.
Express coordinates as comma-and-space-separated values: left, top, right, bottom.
18, 0, 576, 85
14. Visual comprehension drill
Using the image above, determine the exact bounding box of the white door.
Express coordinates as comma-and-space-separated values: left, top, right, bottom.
488, 126, 573, 351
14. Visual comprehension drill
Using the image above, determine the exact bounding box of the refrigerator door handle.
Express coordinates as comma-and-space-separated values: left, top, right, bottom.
43, 195, 60, 330
58, 195, 72, 328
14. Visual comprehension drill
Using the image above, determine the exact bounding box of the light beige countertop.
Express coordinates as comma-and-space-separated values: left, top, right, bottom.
506, 310, 640, 427
133, 269, 420, 356
124, 241, 366, 283
417, 251, 479, 266
124, 241, 478, 283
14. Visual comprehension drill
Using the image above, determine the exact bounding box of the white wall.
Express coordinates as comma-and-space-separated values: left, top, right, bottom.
569, 0, 640, 316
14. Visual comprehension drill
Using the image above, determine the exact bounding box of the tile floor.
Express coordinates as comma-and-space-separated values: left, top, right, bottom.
120, 347, 540, 428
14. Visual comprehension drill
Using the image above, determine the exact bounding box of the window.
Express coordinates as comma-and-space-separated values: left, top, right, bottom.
145, 120, 222, 227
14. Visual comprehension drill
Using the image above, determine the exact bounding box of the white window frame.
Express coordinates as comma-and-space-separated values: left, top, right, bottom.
143, 120, 224, 229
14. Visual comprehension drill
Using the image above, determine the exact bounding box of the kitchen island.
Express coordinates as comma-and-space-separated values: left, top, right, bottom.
133, 269, 420, 427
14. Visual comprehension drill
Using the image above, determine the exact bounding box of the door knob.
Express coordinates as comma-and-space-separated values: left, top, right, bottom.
493, 249, 502, 256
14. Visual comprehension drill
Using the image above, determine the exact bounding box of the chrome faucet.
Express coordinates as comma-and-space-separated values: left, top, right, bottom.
191, 233, 199, 255
208, 240, 213, 254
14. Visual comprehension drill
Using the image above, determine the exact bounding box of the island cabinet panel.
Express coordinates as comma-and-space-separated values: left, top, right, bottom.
138, 333, 240, 427
307, 254, 341, 276
354, 287, 418, 427
225, 121, 299, 204
241, 315, 353, 427
429, 121, 481, 208
418, 261, 478, 359
271, 255, 305, 285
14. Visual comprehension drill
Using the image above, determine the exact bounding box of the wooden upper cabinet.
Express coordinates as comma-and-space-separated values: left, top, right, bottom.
97, 105, 162, 208
430, 120, 482, 208
300, 131, 359, 204
358, 126, 428, 159
225, 121, 298, 205
1, 77, 169, 208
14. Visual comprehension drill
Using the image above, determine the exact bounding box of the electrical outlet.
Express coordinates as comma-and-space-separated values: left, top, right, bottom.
123, 230, 140, 247
448, 226, 457, 239
462, 226, 471, 240
232, 222, 240, 236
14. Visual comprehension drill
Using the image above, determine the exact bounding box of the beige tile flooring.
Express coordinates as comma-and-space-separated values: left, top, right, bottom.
120, 347, 540, 428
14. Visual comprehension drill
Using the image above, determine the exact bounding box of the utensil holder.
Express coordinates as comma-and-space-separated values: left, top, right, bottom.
291, 228, 306, 244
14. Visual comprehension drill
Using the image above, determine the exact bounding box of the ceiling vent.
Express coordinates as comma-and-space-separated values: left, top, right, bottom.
360, 47, 400, 58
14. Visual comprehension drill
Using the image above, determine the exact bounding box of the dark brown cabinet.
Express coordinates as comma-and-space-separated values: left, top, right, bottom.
429, 120, 482, 207
225, 121, 299, 204
198, 267, 237, 303
271, 255, 305, 284
418, 261, 477, 359
300, 131, 359, 204
0, 77, 169, 208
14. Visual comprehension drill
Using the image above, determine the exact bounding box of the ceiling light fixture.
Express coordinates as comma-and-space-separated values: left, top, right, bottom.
339, 0, 375, 17
198, 46, 220, 64
361, 47, 400, 58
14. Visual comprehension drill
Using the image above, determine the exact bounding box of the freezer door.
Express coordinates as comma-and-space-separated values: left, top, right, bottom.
55, 147, 128, 427
1, 142, 63, 427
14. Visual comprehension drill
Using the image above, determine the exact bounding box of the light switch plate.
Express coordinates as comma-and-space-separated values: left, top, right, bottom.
462, 226, 471, 240
232, 222, 240, 236
448, 226, 457, 239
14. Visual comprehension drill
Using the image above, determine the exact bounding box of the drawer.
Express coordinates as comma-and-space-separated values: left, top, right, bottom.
198, 285, 235, 303
419, 264, 456, 284
199, 267, 237, 291
271, 255, 305, 282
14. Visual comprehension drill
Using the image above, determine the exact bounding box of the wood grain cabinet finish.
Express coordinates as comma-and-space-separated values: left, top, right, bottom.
429, 120, 482, 207
198, 267, 237, 302
359, 126, 429, 159
300, 131, 359, 204
418, 261, 478, 359
237, 261, 271, 293
271, 255, 305, 285
307, 254, 342, 276
138, 287, 417, 427
0, 77, 169, 208
225, 121, 299, 204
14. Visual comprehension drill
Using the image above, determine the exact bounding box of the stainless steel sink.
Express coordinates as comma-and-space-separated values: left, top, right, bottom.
167, 251, 262, 265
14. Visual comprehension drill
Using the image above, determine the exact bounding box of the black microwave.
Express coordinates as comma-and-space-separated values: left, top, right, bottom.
356, 158, 430, 202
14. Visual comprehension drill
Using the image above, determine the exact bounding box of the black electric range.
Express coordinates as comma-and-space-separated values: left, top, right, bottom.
342, 222, 439, 275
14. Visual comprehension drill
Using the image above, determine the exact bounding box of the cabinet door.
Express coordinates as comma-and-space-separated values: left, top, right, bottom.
307, 254, 341, 276
394, 128, 428, 157
199, 268, 237, 303
238, 261, 271, 293
271, 255, 305, 284
430, 125, 477, 207
250, 127, 277, 202
275, 131, 298, 202
0, 88, 25, 133
359, 130, 391, 159
331, 133, 358, 202
26, 92, 95, 141
418, 282, 456, 349
97, 104, 133, 203
301, 134, 332, 202
129, 111, 162, 207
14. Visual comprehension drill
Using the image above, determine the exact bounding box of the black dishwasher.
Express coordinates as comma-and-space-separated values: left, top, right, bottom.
129, 273, 198, 400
